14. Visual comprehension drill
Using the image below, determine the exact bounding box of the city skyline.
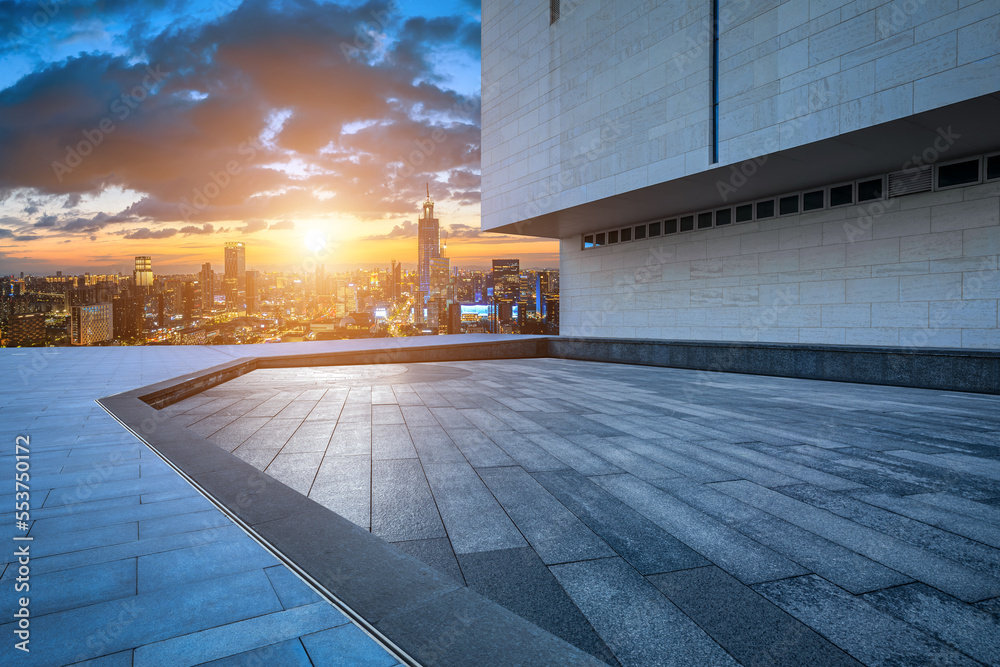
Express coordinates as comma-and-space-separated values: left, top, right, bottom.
0, 0, 558, 275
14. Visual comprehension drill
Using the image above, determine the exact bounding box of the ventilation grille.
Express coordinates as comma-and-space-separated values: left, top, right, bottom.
550, 0, 560, 23
887, 166, 932, 197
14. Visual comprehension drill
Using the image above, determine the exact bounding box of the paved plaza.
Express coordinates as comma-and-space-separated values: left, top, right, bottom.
0, 345, 400, 666
167, 357, 1000, 666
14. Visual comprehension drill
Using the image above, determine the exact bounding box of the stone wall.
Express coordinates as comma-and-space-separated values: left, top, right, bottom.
559, 181, 1000, 348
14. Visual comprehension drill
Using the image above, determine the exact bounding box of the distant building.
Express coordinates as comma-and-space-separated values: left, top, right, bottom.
8, 313, 46, 346
133, 256, 153, 289
417, 188, 440, 297
112, 293, 144, 342
447, 302, 462, 335
391, 259, 401, 301
245, 270, 260, 315
492, 259, 520, 301
70, 303, 113, 345
224, 241, 246, 309
200, 263, 214, 314
182, 281, 197, 321
491, 259, 520, 330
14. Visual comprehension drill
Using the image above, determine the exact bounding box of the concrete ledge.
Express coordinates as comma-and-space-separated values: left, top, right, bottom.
549, 338, 1000, 395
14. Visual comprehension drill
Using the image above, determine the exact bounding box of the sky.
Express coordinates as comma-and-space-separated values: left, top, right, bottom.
0, 0, 557, 275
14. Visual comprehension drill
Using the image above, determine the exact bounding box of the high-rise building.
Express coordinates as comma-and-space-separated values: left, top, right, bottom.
70, 303, 113, 345
182, 281, 196, 321
492, 259, 519, 300
200, 263, 214, 314
482, 1, 1000, 348
492, 259, 520, 331
8, 313, 46, 347
224, 241, 245, 310
417, 187, 440, 297
390, 259, 401, 301
112, 293, 144, 342
133, 256, 153, 290
245, 270, 259, 315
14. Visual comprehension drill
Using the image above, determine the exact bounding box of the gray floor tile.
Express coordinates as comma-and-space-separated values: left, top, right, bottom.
551, 556, 736, 667
532, 470, 708, 574
458, 547, 618, 665
594, 474, 808, 584
421, 461, 526, 554
478, 466, 615, 565
372, 459, 445, 542
651, 477, 911, 593
862, 583, 1000, 665
649, 566, 862, 667
754, 575, 981, 667
390, 537, 465, 586
716, 480, 1000, 602
310, 455, 371, 529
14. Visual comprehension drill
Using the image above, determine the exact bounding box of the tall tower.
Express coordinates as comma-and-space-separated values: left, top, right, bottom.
133, 256, 153, 290
417, 185, 440, 298
200, 262, 214, 313
245, 270, 259, 315
223, 241, 245, 310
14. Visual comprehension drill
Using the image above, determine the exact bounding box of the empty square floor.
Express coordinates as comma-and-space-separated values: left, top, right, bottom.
166, 358, 1000, 666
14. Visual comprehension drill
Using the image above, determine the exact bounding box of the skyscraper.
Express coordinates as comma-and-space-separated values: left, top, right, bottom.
390, 259, 401, 302
492, 259, 519, 331
492, 259, 519, 300
417, 186, 439, 298
223, 242, 245, 310
133, 256, 153, 289
70, 303, 113, 345
200, 262, 214, 314
245, 270, 259, 315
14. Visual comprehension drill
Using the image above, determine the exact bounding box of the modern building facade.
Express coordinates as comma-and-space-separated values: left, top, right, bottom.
133, 255, 153, 289
70, 302, 113, 345
482, 1, 1000, 348
245, 269, 260, 315
200, 262, 214, 313
223, 241, 246, 310
417, 189, 441, 297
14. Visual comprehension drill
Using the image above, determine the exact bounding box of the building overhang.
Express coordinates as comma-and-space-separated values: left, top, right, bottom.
489, 93, 1000, 239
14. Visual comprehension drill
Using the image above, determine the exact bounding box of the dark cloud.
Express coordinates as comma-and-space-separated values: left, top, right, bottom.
122, 227, 178, 239
0, 0, 482, 239
34, 215, 58, 227
179, 223, 215, 235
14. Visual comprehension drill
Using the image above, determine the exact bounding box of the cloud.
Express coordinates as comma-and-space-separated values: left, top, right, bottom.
179, 223, 216, 235
239, 219, 268, 235
0, 0, 487, 257
364, 219, 417, 240
123, 227, 178, 240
